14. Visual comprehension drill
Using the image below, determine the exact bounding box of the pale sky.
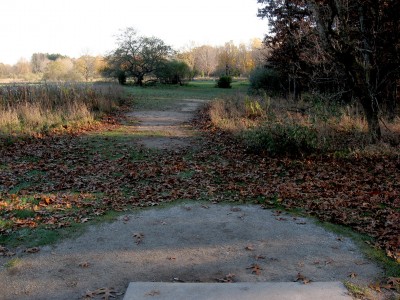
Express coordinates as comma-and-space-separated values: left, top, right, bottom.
0, 0, 268, 65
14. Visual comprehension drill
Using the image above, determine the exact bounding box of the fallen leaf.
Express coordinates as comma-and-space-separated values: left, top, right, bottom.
255, 255, 266, 260
79, 262, 90, 268
296, 222, 307, 225
247, 264, 263, 275
386, 277, 400, 289
84, 287, 122, 300
230, 207, 241, 212
0, 246, 15, 257
133, 233, 144, 245
368, 282, 382, 293
216, 273, 235, 283
44, 197, 52, 205
295, 272, 311, 284
83, 290, 96, 299
66, 281, 77, 287
25, 247, 40, 253
348, 272, 357, 278
245, 245, 254, 251
145, 290, 160, 296
238, 213, 246, 219
387, 277, 400, 285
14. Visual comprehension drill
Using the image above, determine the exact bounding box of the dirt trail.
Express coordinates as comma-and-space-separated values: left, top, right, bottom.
0, 99, 387, 300
126, 99, 208, 150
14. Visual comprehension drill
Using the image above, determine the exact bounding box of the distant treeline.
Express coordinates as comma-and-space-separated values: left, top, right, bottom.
0, 39, 268, 82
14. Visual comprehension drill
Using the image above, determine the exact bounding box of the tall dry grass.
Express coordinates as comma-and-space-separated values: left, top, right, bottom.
208, 93, 400, 156
0, 83, 123, 136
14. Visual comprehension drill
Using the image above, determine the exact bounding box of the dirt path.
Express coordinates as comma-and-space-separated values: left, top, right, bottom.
126, 99, 208, 150
0, 99, 388, 300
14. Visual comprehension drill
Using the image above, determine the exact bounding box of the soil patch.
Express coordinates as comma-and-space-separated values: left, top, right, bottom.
126, 99, 207, 149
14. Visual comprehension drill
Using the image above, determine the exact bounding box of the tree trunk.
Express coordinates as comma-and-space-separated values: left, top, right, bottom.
360, 95, 381, 142
137, 75, 144, 86
385, 81, 398, 122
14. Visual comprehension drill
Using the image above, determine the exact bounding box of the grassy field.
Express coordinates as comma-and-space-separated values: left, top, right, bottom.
128, 80, 249, 109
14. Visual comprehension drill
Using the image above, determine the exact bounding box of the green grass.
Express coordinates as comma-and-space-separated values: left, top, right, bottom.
11, 209, 36, 219
0, 227, 61, 248
318, 221, 400, 277
0, 210, 125, 248
344, 281, 368, 298
127, 80, 249, 110
79, 131, 151, 160
177, 170, 196, 179
4, 258, 21, 269
8, 182, 33, 194
0, 219, 13, 231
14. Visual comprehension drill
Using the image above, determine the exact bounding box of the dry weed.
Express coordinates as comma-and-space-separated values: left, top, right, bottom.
0, 83, 122, 135
208, 94, 400, 156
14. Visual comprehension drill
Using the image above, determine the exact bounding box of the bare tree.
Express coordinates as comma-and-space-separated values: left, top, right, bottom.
75, 55, 97, 82
43, 58, 82, 81
217, 41, 240, 76
105, 27, 173, 86
31, 53, 49, 74
13, 59, 32, 77
0, 63, 13, 78
249, 38, 270, 68
193, 45, 218, 77
236, 43, 255, 77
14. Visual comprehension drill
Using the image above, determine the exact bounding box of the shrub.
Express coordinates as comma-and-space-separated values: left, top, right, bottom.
155, 60, 191, 85
242, 122, 319, 156
249, 67, 282, 94
244, 97, 266, 118
217, 75, 232, 88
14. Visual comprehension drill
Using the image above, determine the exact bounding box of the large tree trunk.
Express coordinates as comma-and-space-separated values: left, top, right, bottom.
137, 75, 144, 86
352, 66, 382, 141
360, 95, 381, 142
